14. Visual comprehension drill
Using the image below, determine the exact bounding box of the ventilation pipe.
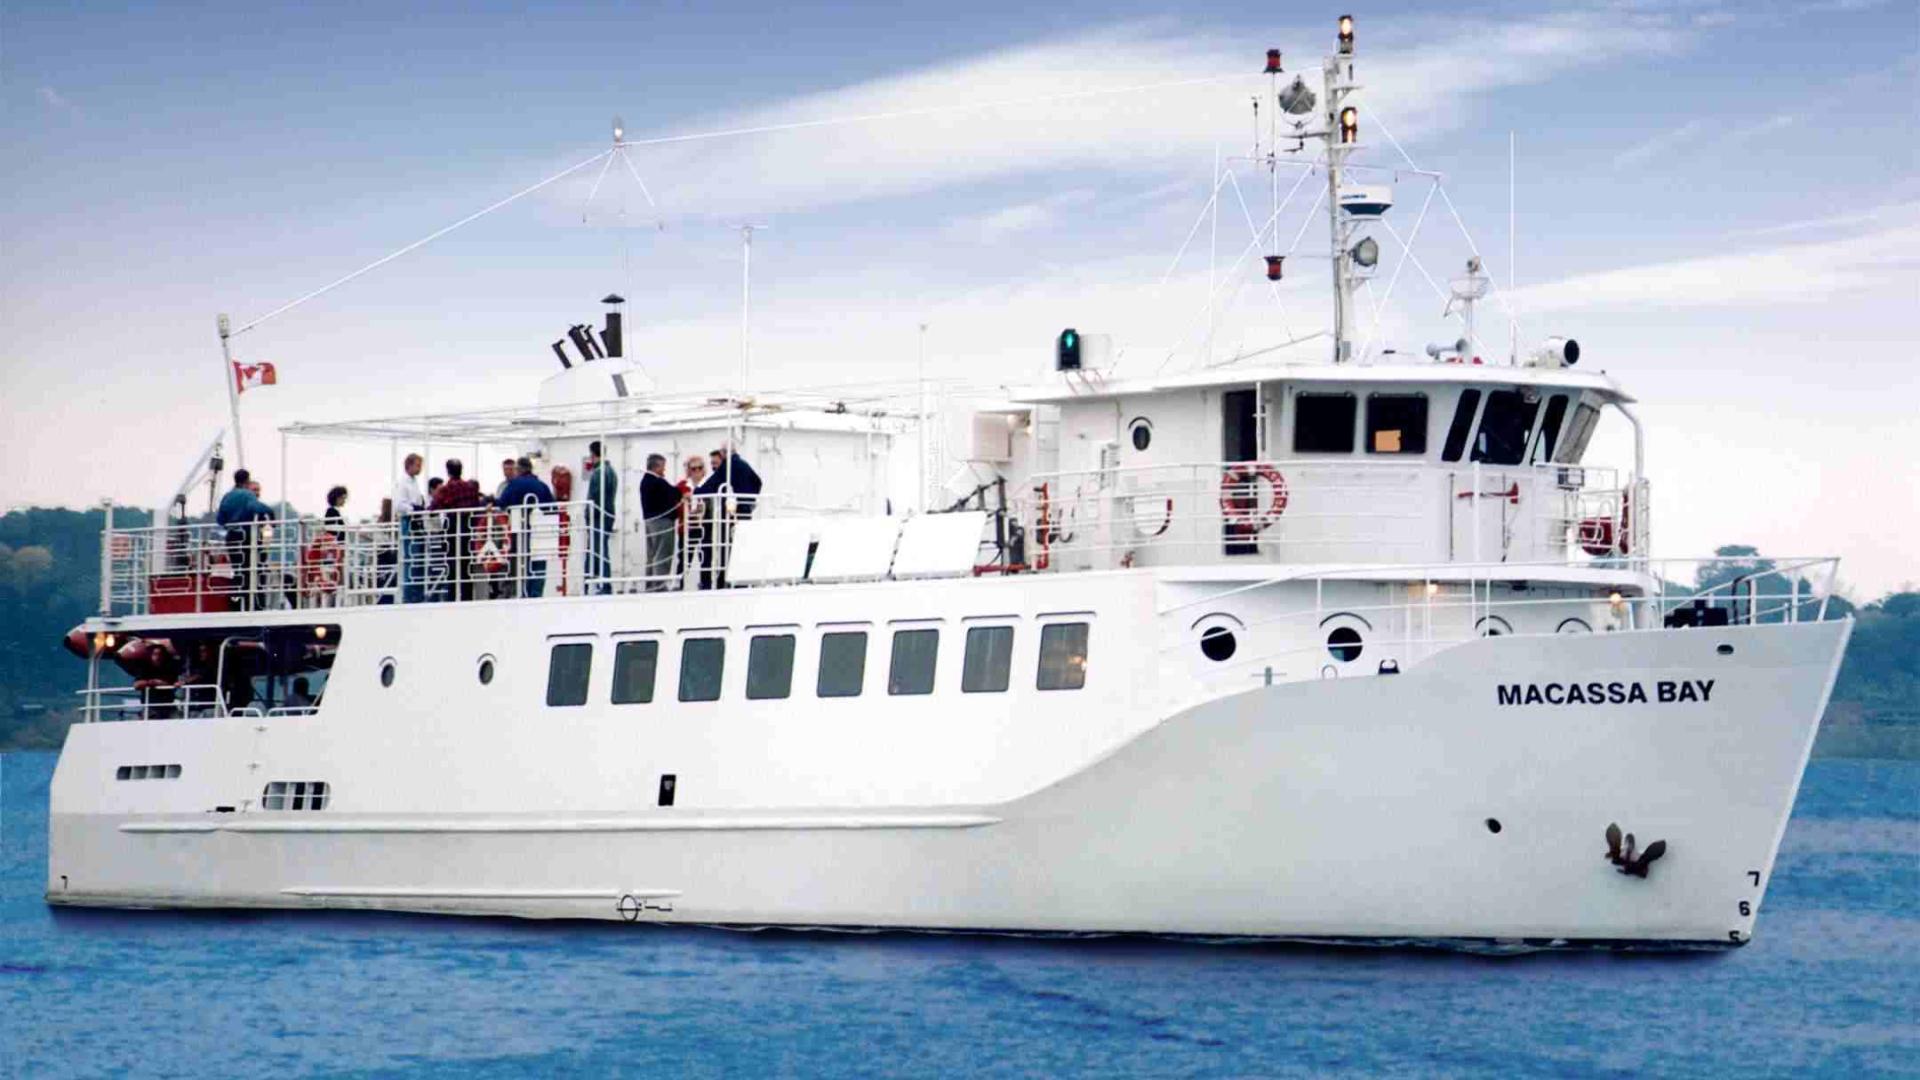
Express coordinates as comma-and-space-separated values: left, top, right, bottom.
567, 324, 597, 362
551, 340, 573, 369
601, 293, 625, 358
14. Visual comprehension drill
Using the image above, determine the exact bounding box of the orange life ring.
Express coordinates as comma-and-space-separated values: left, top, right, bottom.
1219, 464, 1288, 533
473, 510, 512, 573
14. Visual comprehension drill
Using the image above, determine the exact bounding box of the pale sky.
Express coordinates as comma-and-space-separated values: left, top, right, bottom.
2, 0, 1915, 597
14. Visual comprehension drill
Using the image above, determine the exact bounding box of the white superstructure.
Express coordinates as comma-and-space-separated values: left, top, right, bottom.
46, 19, 1851, 950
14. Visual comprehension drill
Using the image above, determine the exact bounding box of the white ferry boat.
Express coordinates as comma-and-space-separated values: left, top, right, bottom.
47, 19, 1850, 949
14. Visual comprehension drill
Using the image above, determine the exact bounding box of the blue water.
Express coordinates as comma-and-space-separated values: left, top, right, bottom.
2, 753, 1915, 1078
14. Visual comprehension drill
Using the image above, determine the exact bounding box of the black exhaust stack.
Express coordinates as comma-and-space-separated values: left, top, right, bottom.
551, 339, 573, 369
567, 324, 596, 363
601, 293, 625, 358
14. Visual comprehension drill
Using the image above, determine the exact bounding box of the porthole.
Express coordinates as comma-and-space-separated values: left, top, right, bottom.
379, 658, 396, 688
1485, 818, 1503, 834
1200, 627, 1237, 662
1326, 627, 1363, 663
477, 655, 496, 686
1556, 618, 1592, 634
1477, 615, 1514, 638
1128, 417, 1153, 452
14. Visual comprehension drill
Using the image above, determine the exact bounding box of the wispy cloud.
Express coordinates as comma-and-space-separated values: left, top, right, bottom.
943, 190, 1096, 242
1728, 201, 1919, 238
1508, 218, 1919, 313
1613, 119, 1708, 170
588, 12, 1692, 221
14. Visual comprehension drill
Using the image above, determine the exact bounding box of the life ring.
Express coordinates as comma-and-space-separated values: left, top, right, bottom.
300, 534, 343, 600
1219, 464, 1288, 533
473, 510, 512, 573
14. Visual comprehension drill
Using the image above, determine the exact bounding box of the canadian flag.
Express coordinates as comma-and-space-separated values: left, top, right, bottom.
232, 361, 278, 394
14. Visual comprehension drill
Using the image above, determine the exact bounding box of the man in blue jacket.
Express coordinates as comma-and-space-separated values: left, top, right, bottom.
216, 470, 274, 610
495, 457, 555, 597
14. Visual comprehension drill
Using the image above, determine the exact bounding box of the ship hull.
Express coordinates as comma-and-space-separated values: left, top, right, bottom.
47, 618, 1848, 948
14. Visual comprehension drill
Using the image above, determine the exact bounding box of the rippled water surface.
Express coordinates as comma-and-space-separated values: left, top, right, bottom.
3, 752, 1915, 1078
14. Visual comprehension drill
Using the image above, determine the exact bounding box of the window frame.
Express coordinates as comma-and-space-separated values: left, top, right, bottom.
611, 638, 660, 705
544, 641, 593, 707
887, 627, 940, 697
1292, 392, 1358, 454
1365, 392, 1429, 455
1557, 401, 1602, 464
1470, 389, 1542, 466
746, 633, 797, 701
960, 624, 1016, 694
1530, 394, 1570, 465
1037, 621, 1091, 691
677, 636, 727, 703
1440, 388, 1483, 462
816, 628, 869, 698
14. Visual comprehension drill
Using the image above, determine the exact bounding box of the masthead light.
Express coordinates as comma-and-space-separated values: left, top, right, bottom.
1339, 106, 1359, 144
1338, 14, 1355, 53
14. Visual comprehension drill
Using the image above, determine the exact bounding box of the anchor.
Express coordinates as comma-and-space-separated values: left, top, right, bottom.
1605, 823, 1667, 878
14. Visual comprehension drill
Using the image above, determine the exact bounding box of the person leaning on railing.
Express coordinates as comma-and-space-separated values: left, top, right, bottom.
583, 441, 617, 596
429, 458, 486, 602
495, 457, 554, 598
639, 453, 683, 591
390, 453, 427, 604
216, 469, 274, 611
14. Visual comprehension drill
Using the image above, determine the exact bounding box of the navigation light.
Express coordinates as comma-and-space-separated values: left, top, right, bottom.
1338, 15, 1355, 54
1339, 107, 1358, 144
1265, 49, 1282, 74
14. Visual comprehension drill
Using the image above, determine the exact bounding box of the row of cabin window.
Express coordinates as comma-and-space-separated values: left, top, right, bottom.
545, 622, 1091, 707
1291, 390, 1593, 467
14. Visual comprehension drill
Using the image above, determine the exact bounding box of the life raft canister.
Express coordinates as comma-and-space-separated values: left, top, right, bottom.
1219, 463, 1289, 533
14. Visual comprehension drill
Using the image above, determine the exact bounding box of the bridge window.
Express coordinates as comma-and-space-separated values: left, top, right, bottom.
888, 629, 939, 696
817, 631, 868, 698
678, 638, 726, 702
1038, 623, 1090, 690
961, 626, 1014, 693
746, 634, 796, 700
1531, 394, 1570, 464
1441, 389, 1482, 462
1471, 390, 1540, 466
545, 643, 592, 707
1557, 402, 1601, 463
1366, 393, 1428, 454
611, 640, 659, 704
1293, 393, 1356, 453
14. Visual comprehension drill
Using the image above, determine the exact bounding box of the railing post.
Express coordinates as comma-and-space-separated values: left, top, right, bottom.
99, 499, 114, 614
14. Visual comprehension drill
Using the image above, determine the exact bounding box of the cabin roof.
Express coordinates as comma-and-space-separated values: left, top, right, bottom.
279, 392, 913, 444
1009, 361, 1634, 405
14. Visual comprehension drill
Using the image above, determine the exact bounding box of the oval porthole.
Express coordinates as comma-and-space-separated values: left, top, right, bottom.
477, 656, 496, 686
1556, 618, 1592, 634
1128, 417, 1153, 452
379, 658, 396, 688
1326, 626, 1363, 663
1200, 627, 1237, 662
1485, 818, 1503, 834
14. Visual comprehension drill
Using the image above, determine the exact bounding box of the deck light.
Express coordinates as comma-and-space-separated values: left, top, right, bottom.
1338, 15, 1355, 54
1351, 236, 1379, 268
314, 626, 328, 640
1339, 107, 1359, 144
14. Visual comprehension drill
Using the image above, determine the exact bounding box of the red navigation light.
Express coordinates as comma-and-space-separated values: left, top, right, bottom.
1264, 49, 1282, 74
1265, 256, 1286, 281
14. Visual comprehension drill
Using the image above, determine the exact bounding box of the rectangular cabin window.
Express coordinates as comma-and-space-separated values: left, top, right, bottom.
611, 640, 658, 705
1532, 394, 1570, 464
1037, 623, 1090, 691
888, 628, 939, 696
678, 638, 726, 702
1221, 388, 1258, 461
746, 634, 796, 701
1366, 394, 1428, 454
1293, 393, 1356, 453
1441, 389, 1482, 462
817, 631, 868, 698
1558, 402, 1601, 464
961, 626, 1014, 693
545, 643, 592, 707
1470, 390, 1540, 466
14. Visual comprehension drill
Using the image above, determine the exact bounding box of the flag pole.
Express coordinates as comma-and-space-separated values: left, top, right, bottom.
218, 313, 246, 469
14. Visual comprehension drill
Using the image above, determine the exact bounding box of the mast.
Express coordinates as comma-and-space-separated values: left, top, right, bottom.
217, 313, 246, 468
1324, 15, 1358, 364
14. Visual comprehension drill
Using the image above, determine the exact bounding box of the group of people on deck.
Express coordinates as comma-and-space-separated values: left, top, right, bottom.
207, 440, 761, 607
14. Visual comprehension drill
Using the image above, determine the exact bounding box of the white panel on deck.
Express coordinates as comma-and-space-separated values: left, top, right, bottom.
807, 518, 902, 583
891, 511, 989, 580
728, 518, 818, 586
